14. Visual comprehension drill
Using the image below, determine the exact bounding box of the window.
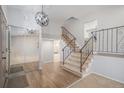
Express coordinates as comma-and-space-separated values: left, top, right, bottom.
84, 20, 98, 39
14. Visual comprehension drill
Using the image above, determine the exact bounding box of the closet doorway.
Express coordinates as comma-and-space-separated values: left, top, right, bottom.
53, 40, 60, 62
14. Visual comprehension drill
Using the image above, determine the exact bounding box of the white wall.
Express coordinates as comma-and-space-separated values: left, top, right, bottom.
91, 55, 124, 83
42, 39, 54, 63
81, 6, 124, 30
11, 36, 55, 65
7, 6, 59, 65
10, 36, 39, 65
63, 18, 84, 47
7, 6, 40, 30
42, 21, 61, 39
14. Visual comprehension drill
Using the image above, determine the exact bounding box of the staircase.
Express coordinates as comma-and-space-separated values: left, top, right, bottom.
61, 26, 93, 77
61, 25, 124, 77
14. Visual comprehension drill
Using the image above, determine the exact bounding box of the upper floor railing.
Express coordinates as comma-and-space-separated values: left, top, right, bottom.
92, 25, 124, 53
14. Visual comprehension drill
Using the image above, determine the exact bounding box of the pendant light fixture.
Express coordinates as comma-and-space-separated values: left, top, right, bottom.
35, 5, 49, 27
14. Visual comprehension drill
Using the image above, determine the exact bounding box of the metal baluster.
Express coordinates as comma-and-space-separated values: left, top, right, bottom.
92, 34, 93, 54
99, 31, 100, 52
63, 49, 64, 65
102, 30, 104, 52
116, 28, 118, 53
80, 51, 82, 72
74, 40, 75, 51
68, 47, 69, 58
107, 29, 108, 52
70, 45, 71, 55
111, 29, 113, 52
95, 32, 97, 52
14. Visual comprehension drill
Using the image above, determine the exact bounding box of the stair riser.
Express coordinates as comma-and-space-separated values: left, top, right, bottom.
69, 56, 92, 63
66, 62, 80, 68
62, 66, 82, 77
71, 53, 81, 57
62, 64, 90, 77
66, 59, 91, 68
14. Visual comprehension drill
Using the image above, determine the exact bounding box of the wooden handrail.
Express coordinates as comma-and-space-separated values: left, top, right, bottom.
93, 25, 124, 33
62, 38, 76, 51
80, 36, 93, 52
61, 26, 76, 39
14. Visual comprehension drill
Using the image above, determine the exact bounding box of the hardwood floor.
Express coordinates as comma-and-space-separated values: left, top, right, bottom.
70, 73, 124, 88
10, 62, 80, 88
8, 62, 124, 88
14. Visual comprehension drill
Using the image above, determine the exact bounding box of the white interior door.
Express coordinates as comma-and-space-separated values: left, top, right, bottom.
53, 40, 60, 62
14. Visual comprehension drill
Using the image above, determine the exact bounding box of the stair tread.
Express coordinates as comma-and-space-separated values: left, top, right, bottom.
66, 57, 91, 66
68, 57, 80, 62
65, 61, 80, 67
64, 59, 90, 70
71, 52, 81, 55
69, 55, 92, 62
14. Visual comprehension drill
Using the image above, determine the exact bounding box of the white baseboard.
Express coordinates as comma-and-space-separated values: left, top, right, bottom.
91, 72, 124, 84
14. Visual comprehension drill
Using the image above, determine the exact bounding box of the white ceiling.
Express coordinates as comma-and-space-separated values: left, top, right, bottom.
6, 5, 124, 29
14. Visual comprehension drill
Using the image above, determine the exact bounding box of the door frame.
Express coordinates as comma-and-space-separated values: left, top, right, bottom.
0, 6, 9, 88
